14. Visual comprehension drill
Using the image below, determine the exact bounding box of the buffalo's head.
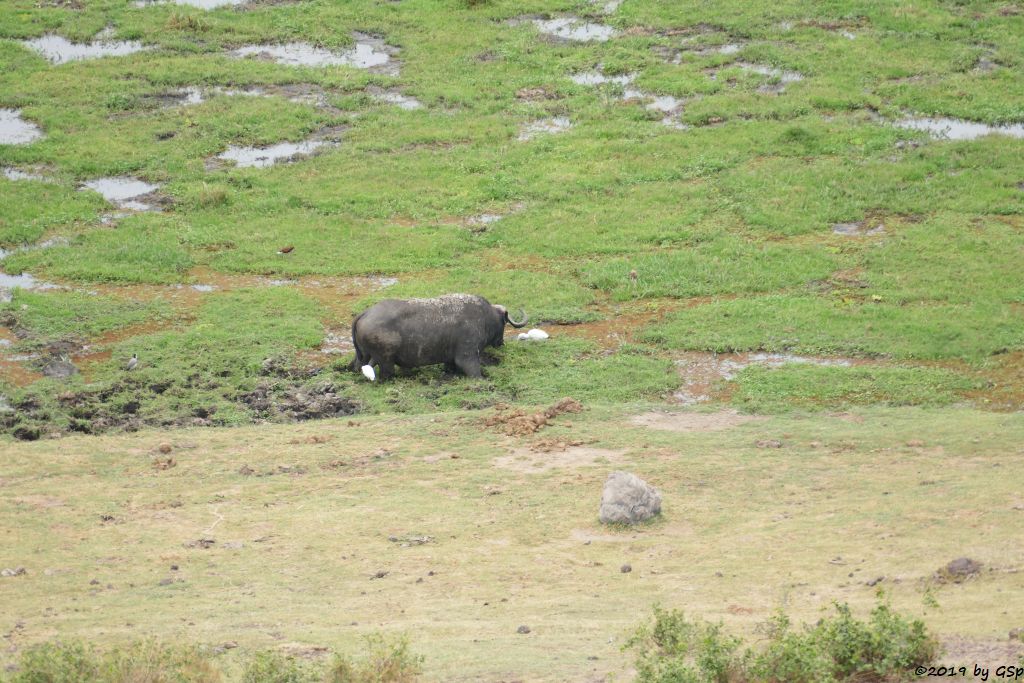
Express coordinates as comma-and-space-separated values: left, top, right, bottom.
490, 305, 528, 347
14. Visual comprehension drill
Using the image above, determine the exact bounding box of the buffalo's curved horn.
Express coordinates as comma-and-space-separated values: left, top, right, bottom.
505, 308, 528, 328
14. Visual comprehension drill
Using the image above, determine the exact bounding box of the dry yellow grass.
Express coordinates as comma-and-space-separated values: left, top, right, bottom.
2, 405, 1023, 681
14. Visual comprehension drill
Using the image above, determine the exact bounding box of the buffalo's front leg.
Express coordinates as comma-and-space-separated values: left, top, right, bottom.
454, 351, 482, 378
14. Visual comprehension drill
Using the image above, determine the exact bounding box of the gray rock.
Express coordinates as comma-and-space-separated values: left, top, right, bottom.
599, 471, 661, 525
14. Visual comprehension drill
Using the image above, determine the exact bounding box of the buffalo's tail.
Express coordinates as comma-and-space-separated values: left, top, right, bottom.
349, 313, 366, 372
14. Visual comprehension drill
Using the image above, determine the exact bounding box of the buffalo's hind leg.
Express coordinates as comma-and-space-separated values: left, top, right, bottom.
454, 350, 483, 379
377, 358, 396, 380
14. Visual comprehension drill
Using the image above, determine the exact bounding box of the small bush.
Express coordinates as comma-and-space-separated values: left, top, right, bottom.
102, 640, 221, 683
325, 635, 423, 683
627, 599, 938, 683
241, 651, 314, 683
9, 641, 100, 683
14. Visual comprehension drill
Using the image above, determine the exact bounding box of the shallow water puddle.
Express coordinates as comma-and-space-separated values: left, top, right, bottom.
570, 71, 636, 87
2, 167, 52, 182
533, 16, 617, 42
832, 220, 884, 236
469, 213, 505, 226
81, 177, 161, 210
0, 109, 44, 145
0, 272, 60, 297
23, 33, 149, 64
366, 87, 422, 110
894, 116, 1024, 141
0, 238, 70, 263
673, 351, 855, 405
216, 139, 334, 168
737, 62, 804, 93
232, 34, 399, 74
518, 117, 572, 141
571, 69, 687, 128
592, 0, 622, 13
135, 0, 245, 8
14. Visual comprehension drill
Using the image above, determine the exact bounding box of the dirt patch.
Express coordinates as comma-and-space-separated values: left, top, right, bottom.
13, 495, 66, 509
672, 351, 862, 405
630, 408, 763, 432
483, 397, 583, 435
494, 446, 625, 473
570, 528, 635, 543
553, 306, 673, 348
939, 636, 1024, 668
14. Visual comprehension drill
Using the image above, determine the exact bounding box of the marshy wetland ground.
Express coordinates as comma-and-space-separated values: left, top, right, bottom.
1, 0, 1023, 679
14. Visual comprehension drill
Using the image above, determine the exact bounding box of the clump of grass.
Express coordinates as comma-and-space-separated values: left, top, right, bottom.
627, 599, 937, 683
166, 13, 207, 31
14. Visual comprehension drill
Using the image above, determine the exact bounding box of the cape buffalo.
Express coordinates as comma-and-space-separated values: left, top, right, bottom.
350, 294, 528, 380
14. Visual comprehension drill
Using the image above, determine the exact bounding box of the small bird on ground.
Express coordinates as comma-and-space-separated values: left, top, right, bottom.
126, 353, 138, 371
278, 246, 294, 254
361, 364, 376, 381
629, 269, 638, 283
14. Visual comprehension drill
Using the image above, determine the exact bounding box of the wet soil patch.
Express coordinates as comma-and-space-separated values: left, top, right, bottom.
0, 109, 44, 145
240, 380, 358, 421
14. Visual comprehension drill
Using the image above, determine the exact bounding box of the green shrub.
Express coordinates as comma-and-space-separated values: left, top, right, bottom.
241, 652, 315, 683
5, 637, 422, 683
8, 641, 100, 683
325, 635, 423, 683
101, 640, 221, 683
627, 599, 937, 683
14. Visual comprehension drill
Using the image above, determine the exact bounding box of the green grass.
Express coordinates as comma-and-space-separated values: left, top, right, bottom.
580, 232, 837, 300
355, 265, 598, 323
1, 405, 1023, 680
642, 295, 1024, 361
1, 289, 171, 344
730, 363, 980, 412
2, 0, 1024, 424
